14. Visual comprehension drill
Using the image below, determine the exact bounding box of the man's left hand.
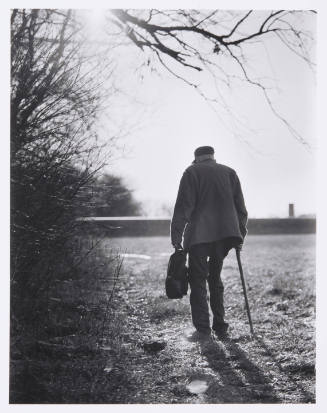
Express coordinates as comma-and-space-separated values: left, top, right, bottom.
173, 243, 183, 251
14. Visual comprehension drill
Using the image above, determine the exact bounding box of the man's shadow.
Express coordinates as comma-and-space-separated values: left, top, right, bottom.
254, 335, 315, 403
195, 334, 314, 403
195, 336, 279, 403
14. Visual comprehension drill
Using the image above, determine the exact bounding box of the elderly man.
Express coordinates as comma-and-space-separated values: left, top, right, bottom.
171, 146, 248, 339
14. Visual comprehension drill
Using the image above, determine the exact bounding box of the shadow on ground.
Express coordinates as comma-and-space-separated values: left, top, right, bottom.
193, 334, 315, 404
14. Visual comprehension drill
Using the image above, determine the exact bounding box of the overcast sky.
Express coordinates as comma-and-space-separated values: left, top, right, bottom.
89, 9, 316, 218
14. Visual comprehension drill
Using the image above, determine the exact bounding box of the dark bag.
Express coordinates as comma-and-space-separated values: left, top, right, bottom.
165, 250, 188, 299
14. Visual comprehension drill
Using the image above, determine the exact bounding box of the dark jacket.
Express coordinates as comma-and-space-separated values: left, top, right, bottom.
171, 159, 248, 250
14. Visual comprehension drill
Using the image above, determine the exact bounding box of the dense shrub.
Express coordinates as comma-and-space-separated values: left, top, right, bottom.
10, 9, 114, 334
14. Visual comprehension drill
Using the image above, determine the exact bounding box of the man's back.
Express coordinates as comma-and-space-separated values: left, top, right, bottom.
171, 158, 247, 250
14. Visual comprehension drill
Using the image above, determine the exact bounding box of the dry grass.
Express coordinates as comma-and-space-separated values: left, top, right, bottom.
100, 234, 315, 404
10, 236, 126, 403
10, 234, 315, 403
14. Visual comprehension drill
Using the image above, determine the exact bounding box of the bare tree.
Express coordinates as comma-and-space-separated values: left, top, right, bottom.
108, 9, 316, 147
10, 9, 115, 328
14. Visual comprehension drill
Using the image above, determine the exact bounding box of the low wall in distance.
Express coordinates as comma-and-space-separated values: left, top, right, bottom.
77, 217, 316, 237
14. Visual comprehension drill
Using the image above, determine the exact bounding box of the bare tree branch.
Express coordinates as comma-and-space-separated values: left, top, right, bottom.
108, 9, 315, 147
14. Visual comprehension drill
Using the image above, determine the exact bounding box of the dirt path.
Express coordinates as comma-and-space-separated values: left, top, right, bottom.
103, 235, 315, 404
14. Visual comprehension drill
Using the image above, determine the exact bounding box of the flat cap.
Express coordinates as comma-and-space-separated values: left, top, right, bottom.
194, 146, 215, 157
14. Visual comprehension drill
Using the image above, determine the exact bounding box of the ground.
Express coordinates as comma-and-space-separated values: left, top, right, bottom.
98, 234, 315, 404
10, 234, 315, 404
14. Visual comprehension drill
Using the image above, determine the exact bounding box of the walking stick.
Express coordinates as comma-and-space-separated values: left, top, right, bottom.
236, 248, 255, 337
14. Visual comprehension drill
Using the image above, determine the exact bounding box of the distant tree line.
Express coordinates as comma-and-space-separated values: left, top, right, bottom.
77, 173, 143, 217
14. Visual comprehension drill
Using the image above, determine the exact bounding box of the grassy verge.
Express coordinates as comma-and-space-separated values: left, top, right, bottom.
10, 234, 128, 404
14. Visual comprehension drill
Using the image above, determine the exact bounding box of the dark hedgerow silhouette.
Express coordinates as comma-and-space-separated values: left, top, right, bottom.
10, 10, 131, 403
11, 8, 103, 332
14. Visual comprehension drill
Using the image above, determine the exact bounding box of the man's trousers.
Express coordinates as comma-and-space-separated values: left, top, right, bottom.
188, 239, 233, 334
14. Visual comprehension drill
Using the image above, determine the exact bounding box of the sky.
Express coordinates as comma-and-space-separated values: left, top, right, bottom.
92, 9, 316, 219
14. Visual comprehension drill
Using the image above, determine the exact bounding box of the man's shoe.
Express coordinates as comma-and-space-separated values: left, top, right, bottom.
212, 323, 229, 341
213, 329, 229, 341
188, 329, 212, 342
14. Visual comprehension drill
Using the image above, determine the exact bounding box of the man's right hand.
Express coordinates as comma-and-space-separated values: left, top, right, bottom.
235, 243, 243, 252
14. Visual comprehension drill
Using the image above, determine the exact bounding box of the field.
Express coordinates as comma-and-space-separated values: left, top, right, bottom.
101, 234, 316, 403
10, 234, 315, 403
